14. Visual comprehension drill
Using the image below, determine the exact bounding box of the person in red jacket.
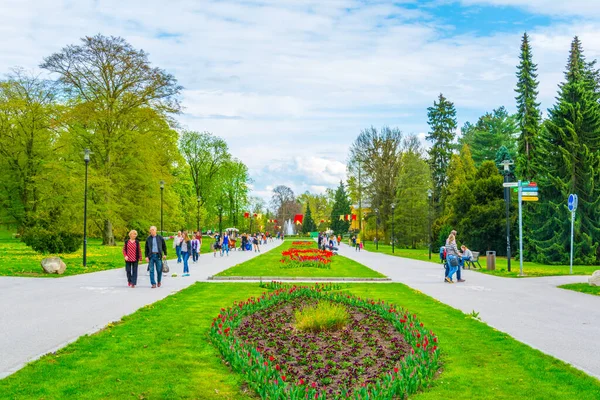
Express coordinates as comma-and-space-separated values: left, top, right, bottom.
123, 230, 143, 288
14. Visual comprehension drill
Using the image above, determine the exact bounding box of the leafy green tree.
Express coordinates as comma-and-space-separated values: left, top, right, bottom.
297, 191, 332, 228
394, 143, 431, 248
348, 126, 403, 237
0, 70, 60, 230
330, 181, 351, 235
426, 94, 457, 210
529, 37, 600, 264
460, 107, 518, 166
515, 33, 542, 181
41, 34, 181, 245
302, 204, 317, 233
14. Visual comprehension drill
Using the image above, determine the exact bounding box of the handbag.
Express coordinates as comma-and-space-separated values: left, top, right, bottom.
162, 260, 170, 273
448, 255, 459, 267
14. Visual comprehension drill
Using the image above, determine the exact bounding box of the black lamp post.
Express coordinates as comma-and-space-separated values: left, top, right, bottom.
196, 196, 201, 233
160, 180, 165, 235
500, 159, 514, 272
83, 149, 90, 267
218, 205, 223, 236
391, 203, 395, 254
427, 189, 433, 260
375, 208, 379, 251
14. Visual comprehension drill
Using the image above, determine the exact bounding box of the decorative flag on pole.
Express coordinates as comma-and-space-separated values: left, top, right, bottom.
253, 213, 257, 218
339, 215, 344, 221
294, 214, 304, 225
244, 212, 250, 218
257, 213, 262, 219
352, 214, 357, 221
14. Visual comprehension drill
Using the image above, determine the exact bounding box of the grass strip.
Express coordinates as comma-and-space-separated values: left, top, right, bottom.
558, 283, 600, 296
216, 240, 385, 278
0, 282, 598, 399
360, 241, 598, 278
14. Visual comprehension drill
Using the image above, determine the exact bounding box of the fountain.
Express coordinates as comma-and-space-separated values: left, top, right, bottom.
285, 219, 295, 236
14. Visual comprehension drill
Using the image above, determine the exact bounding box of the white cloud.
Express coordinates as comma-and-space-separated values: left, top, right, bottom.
2, 1, 600, 201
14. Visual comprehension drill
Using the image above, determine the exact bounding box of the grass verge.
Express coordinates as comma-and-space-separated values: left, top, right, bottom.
216, 240, 385, 278
0, 282, 598, 399
360, 241, 599, 278
0, 230, 213, 278
558, 283, 600, 296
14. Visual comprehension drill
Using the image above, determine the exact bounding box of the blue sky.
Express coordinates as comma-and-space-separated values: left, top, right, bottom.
2, 0, 600, 201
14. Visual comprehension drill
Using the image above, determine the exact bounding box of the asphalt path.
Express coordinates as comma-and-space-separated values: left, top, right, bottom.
0, 239, 283, 379
336, 243, 600, 379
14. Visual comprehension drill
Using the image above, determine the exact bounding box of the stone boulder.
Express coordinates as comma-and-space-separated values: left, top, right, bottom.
41, 257, 67, 275
589, 270, 600, 286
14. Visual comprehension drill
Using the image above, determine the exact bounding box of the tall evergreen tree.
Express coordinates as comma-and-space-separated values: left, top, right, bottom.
515, 33, 541, 181
302, 203, 317, 233
330, 181, 351, 235
426, 93, 457, 210
529, 37, 600, 264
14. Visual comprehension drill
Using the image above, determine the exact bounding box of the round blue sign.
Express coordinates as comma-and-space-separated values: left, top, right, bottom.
568, 194, 578, 212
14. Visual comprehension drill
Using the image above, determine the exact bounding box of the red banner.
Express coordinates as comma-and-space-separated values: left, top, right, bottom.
294, 214, 304, 225
352, 214, 357, 221
244, 212, 249, 218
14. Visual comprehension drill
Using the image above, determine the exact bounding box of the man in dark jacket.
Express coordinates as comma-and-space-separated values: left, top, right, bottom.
145, 226, 167, 288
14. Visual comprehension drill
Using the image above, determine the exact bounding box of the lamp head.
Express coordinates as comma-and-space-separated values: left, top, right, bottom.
160, 180, 165, 189
427, 188, 433, 198
84, 148, 91, 162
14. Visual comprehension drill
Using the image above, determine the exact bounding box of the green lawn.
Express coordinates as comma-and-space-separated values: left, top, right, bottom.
0, 230, 213, 278
216, 240, 385, 278
1, 282, 598, 399
361, 241, 599, 278
558, 283, 600, 296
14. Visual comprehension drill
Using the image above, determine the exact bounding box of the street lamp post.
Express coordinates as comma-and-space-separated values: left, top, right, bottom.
500, 160, 514, 272
427, 189, 433, 260
196, 196, 201, 233
375, 208, 379, 251
83, 149, 90, 267
391, 204, 395, 253
218, 205, 223, 236
160, 180, 165, 236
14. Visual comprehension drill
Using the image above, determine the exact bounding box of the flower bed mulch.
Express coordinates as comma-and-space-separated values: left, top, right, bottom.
280, 248, 334, 269
210, 285, 440, 399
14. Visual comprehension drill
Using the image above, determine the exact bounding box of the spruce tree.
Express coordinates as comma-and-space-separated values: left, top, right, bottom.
515, 33, 541, 181
426, 93, 457, 210
330, 181, 351, 235
302, 204, 317, 233
529, 37, 600, 264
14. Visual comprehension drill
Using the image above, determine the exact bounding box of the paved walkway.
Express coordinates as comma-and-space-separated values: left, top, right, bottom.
336, 244, 600, 379
0, 240, 283, 379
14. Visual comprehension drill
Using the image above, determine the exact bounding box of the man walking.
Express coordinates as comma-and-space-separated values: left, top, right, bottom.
145, 226, 167, 288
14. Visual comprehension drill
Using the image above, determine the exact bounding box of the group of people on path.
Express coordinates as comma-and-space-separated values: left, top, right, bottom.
123, 226, 167, 289
443, 229, 473, 284
318, 233, 342, 251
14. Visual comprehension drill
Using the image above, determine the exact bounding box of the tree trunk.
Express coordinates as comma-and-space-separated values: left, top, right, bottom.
103, 219, 115, 245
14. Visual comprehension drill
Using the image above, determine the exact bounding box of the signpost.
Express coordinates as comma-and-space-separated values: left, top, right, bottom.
568, 194, 578, 275
516, 181, 540, 276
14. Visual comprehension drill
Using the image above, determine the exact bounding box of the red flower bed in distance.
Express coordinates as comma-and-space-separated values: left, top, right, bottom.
280, 248, 334, 269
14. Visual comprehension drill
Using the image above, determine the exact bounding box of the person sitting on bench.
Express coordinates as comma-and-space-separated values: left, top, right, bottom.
460, 245, 473, 267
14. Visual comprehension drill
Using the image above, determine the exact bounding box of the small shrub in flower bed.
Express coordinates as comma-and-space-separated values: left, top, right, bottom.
292, 241, 314, 246
259, 281, 343, 292
295, 301, 350, 333
210, 285, 440, 399
280, 248, 334, 269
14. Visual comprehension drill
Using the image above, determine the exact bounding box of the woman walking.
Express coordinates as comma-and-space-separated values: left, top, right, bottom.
123, 230, 142, 288
191, 234, 200, 263
444, 233, 462, 283
181, 231, 191, 276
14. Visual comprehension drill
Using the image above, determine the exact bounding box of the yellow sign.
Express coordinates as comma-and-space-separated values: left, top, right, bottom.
522, 197, 539, 202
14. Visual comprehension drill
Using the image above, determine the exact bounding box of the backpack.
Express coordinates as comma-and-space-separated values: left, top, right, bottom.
439, 246, 447, 262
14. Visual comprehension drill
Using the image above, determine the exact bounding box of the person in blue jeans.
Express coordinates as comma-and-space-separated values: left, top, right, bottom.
222, 233, 230, 257
174, 231, 183, 263
145, 226, 167, 288
444, 232, 464, 283
180, 231, 191, 276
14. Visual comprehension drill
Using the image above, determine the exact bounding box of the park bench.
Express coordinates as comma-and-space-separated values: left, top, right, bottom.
465, 251, 482, 269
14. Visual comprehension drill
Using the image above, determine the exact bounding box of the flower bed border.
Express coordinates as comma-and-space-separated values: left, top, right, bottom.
210, 285, 440, 399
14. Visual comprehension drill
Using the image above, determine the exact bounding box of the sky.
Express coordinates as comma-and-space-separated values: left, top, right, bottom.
2, 0, 600, 202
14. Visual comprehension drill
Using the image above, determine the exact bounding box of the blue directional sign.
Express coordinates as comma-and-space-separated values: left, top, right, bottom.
568, 194, 578, 212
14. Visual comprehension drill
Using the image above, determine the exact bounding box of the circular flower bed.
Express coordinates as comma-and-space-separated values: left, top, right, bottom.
210, 285, 440, 399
